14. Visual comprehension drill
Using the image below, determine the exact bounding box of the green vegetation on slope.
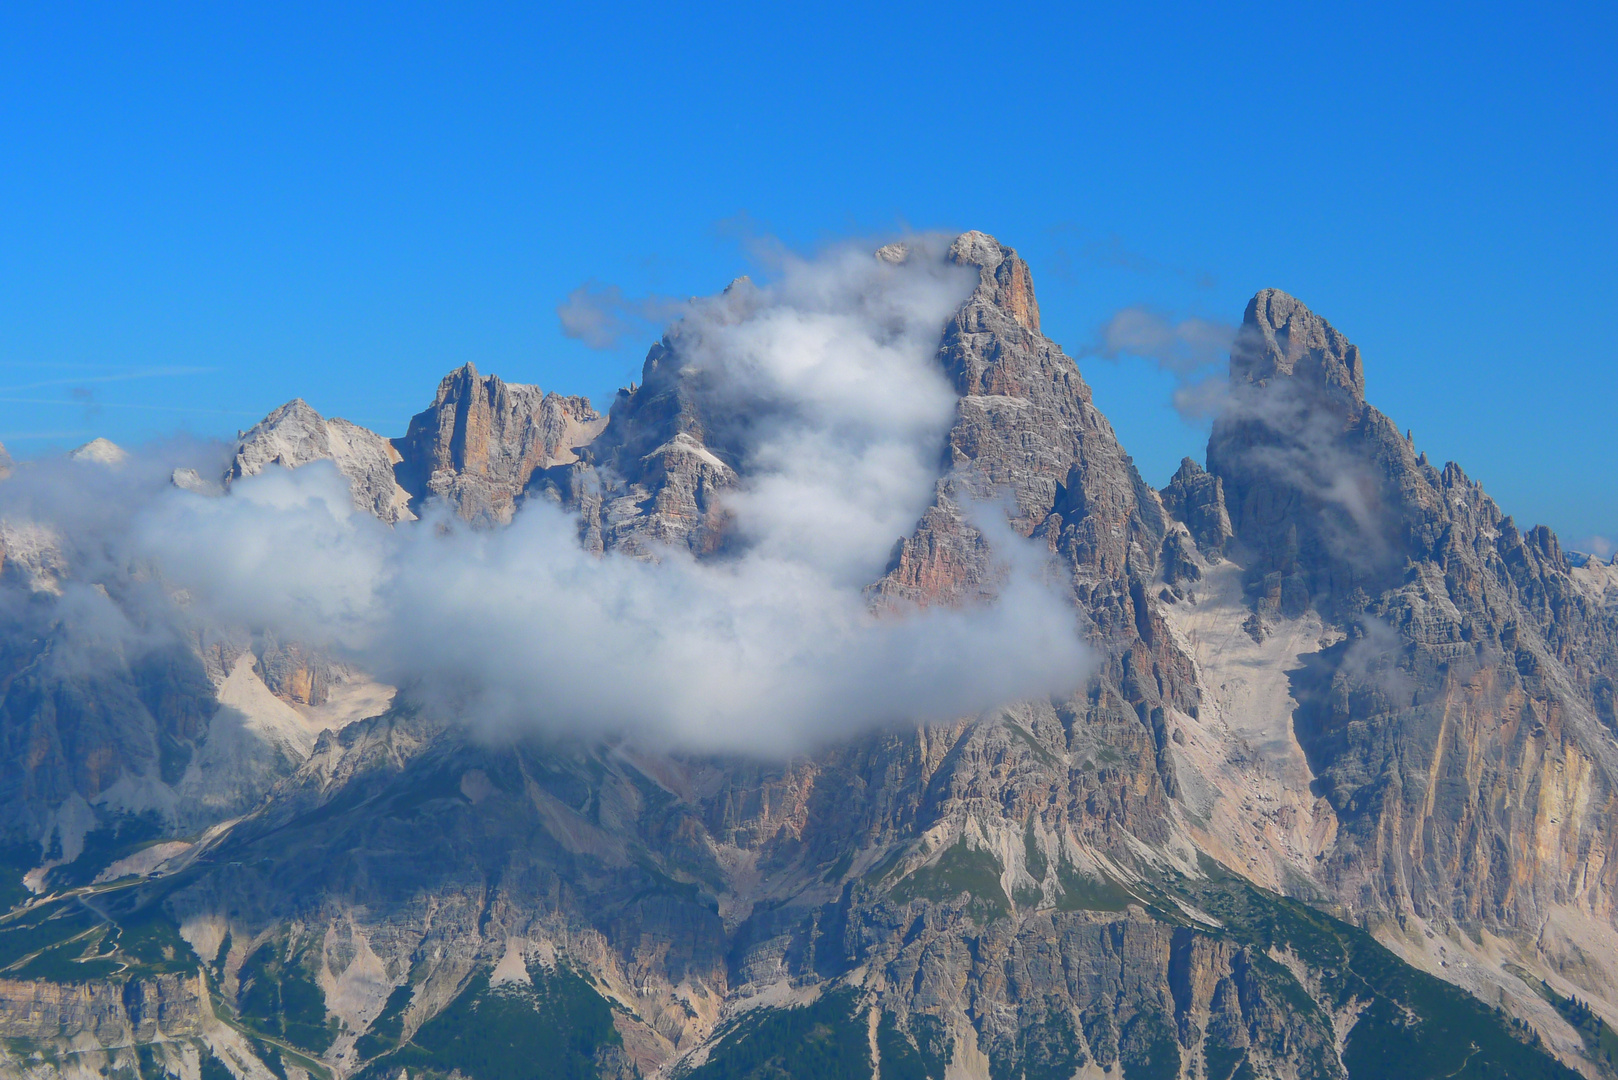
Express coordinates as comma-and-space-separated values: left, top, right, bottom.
890, 842, 1010, 920
0, 852, 203, 984
875, 1011, 951, 1080
0, 889, 199, 983
678, 988, 869, 1080
0, 841, 38, 914
1116, 1009, 1180, 1080
355, 962, 620, 1080
1178, 862, 1582, 1080
0, 900, 103, 972
109, 903, 200, 975
1052, 860, 1132, 912
198, 1047, 234, 1080
1537, 981, 1618, 1073
986, 1003, 1089, 1080
40, 813, 164, 891
354, 982, 413, 1059
233, 938, 336, 1051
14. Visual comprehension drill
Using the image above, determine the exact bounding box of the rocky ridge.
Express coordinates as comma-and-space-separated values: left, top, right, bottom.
394, 362, 605, 525
0, 238, 1610, 1079
230, 399, 415, 524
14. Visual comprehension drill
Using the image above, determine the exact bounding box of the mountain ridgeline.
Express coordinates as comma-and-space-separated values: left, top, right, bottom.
0, 233, 1614, 1080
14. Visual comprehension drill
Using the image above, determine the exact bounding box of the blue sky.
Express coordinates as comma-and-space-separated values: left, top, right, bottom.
2, 3, 1613, 548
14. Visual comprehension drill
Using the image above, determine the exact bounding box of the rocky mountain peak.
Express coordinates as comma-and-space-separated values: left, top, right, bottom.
948, 229, 1040, 334
394, 363, 605, 525
1234, 288, 1364, 404
434, 360, 482, 399
1205, 285, 1618, 974
4, 241, 1616, 1080
68, 437, 128, 465
228, 398, 414, 523
1159, 456, 1232, 557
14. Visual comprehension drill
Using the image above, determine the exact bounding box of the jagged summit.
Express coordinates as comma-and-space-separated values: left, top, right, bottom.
1233, 287, 1365, 403
948, 230, 1040, 334
229, 397, 415, 523
0, 236, 1612, 1079
221, 365, 605, 526
1159, 456, 1232, 557
393, 361, 605, 525
1204, 283, 1618, 986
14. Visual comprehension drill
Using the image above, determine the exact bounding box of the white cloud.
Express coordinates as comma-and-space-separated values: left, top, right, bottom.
8, 238, 1095, 757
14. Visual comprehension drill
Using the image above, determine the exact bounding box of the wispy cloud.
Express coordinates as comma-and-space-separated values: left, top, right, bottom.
557, 283, 689, 350
0, 366, 216, 394
1046, 224, 1218, 289
1083, 306, 1236, 375
1575, 535, 1615, 560
6, 238, 1094, 757
0, 396, 256, 416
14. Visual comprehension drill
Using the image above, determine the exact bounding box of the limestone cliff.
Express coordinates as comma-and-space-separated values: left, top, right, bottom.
0, 972, 207, 1044
0, 241, 1609, 1080
1186, 290, 1618, 1043
393, 362, 605, 525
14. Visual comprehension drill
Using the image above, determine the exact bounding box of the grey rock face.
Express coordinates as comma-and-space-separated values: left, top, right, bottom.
0, 972, 207, 1043
228, 398, 415, 523
252, 631, 332, 707
0, 602, 218, 839
1208, 289, 1618, 941
1160, 456, 1233, 557
1232, 288, 1365, 398
0, 242, 1607, 1080
169, 467, 213, 495
393, 362, 605, 525
0, 369, 601, 853
166, 688, 1342, 1078
533, 339, 738, 557
0, 521, 65, 594
870, 232, 1197, 801
145, 235, 1259, 1077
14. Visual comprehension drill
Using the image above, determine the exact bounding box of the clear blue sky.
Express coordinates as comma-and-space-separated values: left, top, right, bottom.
2, 3, 1613, 547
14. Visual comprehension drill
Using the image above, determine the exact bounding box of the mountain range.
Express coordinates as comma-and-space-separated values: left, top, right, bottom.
0, 232, 1614, 1080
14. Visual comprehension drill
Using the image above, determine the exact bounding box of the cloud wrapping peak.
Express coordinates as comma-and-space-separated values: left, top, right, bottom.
13, 239, 1095, 756
142, 468, 1086, 753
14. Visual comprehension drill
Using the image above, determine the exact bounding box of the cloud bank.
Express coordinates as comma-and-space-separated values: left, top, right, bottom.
3, 239, 1095, 756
